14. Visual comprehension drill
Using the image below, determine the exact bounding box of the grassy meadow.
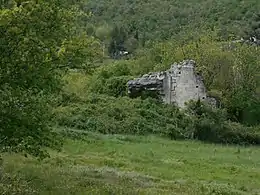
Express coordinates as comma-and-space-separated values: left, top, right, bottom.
2, 130, 260, 195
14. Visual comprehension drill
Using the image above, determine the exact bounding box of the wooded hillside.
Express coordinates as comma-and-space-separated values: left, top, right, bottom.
85, 0, 260, 42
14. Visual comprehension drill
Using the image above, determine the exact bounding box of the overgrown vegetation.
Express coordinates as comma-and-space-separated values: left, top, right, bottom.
1, 0, 260, 194
54, 34, 260, 146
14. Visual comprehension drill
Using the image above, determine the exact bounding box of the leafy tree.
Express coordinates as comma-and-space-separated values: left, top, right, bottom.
224, 45, 260, 125
95, 23, 113, 57
0, 0, 94, 158
58, 34, 103, 72
108, 25, 128, 58
245, 13, 260, 39
124, 36, 139, 53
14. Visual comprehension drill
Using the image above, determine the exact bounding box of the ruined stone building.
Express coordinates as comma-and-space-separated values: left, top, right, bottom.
127, 60, 215, 108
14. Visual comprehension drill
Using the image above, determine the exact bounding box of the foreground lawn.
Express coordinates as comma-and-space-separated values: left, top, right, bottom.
1, 130, 260, 194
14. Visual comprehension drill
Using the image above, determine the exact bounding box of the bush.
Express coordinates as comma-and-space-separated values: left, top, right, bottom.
54, 92, 260, 146
186, 100, 260, 145
86, 61, 134, 97
54, 93, 191, 138
88, 76, 133, 97
194, 120, 260, 145
0, 88, 62, 159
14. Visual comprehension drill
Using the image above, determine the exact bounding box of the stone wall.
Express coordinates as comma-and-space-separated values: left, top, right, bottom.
127, 60, 214, 108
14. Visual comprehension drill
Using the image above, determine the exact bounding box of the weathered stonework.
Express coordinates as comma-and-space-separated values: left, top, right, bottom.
127, 60, 215, 108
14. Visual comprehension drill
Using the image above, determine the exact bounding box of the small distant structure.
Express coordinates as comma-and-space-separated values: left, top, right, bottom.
249, 36, 260, 46
111, 50, 130, 59
119, 50, 129, 55
224, 36, 260, 51
127, 60, 217, 108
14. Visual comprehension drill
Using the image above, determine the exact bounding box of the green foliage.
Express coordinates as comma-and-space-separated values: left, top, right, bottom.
58, 34, 103, 71
95, 23, 113, 57
186, 100, 260, 145
85, 0, 260, 43
54, 93, 191, 138
130, 35, 260, 125
2, 0, 260, 158
54, 92, 260, 146
56, 32, 260, 145
92, 60, 133, 78
1, 0, 260, 192
0, 88, 62, 159
95, 76, 132, 97
87, 61, 133, 97
0, 0, 97, 158
246, 13, 260, 39
108, 25, 128, 58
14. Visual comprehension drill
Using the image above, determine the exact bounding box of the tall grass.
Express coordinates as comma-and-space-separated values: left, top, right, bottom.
1, 131, 260, 194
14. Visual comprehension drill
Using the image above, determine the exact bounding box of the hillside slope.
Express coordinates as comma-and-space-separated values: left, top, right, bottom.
85, 0, 260, 41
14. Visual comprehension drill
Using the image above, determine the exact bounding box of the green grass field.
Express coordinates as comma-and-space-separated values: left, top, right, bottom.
2, 130, 260, 194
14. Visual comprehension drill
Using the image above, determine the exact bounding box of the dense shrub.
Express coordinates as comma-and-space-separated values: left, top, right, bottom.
0, 88, 62, 159
88, 76, 133, 97
193, 119, 260, 145
86, 61, 134, 97
186, 101, 260, 145
54, 92, 260, 146
54, 93, 191, 138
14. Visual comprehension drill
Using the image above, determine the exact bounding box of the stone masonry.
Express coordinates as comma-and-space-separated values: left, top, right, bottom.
127, 60, 215, 108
